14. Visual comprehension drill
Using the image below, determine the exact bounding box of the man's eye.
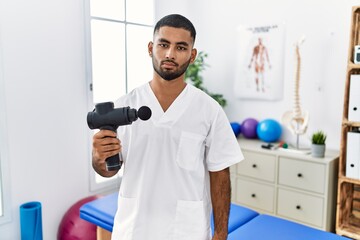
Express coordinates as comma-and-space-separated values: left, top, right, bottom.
159, 44, 168, 48
178, 46, 187, 51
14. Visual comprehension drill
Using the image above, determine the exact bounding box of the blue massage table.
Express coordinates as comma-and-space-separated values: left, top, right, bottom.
80, 192, 350, 240
80, 192, 259, 237
228, 214, 351, 240
80, 192, 118, 232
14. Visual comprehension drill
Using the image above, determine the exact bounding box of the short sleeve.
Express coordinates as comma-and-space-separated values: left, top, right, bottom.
205, 108, 244, 172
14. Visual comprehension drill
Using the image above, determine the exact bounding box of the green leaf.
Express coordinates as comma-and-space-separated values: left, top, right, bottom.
185, 51, 227, 107
312, 131, 327, 144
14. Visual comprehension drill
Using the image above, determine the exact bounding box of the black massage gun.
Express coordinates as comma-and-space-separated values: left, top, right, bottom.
87, 102, 152, 171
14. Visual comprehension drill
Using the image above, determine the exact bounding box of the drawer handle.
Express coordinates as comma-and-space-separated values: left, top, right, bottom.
297, 173, 303, 178
251, 194, 256, 198
252, 164, 257, 168
296, 205, 301, 210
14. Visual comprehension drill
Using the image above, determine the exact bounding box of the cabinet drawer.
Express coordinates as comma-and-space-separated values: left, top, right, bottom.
236, 178, 274, 213
277, 188, 324, 228
237, 151, 276, 182
230, 174, 236, 202
279, 157, 326, 194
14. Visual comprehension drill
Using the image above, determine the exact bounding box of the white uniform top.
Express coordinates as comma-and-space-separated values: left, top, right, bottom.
111, 83, 244, 240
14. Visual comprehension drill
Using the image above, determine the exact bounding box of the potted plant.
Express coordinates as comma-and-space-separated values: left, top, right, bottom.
185, 51, 227, 107
311, 130, 327, 158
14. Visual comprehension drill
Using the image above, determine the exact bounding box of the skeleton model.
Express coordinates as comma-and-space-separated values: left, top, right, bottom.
281, 36, 309, 149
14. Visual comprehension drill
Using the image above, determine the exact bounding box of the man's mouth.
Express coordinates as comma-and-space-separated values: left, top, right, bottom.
161, 61, 178, 67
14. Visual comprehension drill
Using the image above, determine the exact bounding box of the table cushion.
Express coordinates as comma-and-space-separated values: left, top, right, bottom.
228, 214, 351, 240
80, 192, 118, 232
211, 203, 259, 234
80, 192, 259, 235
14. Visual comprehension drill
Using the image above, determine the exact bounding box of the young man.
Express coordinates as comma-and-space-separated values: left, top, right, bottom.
92, 14, 243, 240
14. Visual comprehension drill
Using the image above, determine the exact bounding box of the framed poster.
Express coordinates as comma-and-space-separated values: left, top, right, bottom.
234, 24, 285, 100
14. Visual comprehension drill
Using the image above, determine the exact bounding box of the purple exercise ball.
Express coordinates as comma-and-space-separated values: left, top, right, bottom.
241, 118, 258, 139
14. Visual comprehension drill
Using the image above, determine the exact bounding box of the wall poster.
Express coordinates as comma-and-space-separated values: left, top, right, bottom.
234, 24, 285, 100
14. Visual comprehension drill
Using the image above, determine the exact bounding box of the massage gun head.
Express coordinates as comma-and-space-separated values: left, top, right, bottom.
87, 102, 152, 131
137, 106, 152, 121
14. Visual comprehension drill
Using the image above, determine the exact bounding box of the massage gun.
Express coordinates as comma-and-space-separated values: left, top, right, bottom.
87, 102, 152, 171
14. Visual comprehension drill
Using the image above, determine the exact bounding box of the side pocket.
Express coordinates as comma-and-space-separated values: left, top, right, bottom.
112, 196, 138, 240
176, 131, 205, 171
173, 200, 209, 240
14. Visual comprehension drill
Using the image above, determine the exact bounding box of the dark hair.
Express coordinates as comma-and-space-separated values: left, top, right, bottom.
154, 14, 196, 43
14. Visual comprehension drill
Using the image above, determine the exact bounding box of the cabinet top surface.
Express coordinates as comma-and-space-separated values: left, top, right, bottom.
238, 138, 339, 163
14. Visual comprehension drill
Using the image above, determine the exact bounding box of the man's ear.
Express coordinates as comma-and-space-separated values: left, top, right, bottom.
190, 48, 198, 63
148, 41, 153, 57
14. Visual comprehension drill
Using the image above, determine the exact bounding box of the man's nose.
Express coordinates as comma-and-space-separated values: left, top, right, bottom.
165, 47, 175, 59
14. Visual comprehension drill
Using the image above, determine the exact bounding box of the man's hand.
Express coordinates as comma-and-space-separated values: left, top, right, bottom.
92, 129, 121, 177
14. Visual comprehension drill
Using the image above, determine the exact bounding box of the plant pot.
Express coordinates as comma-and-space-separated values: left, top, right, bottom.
311, 144, 325, 158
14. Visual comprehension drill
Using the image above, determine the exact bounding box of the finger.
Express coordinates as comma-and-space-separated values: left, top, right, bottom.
98, 137, 121, 146
101, 143, 121, 153
94, 138, 121, 152
93, 133, 120, 144
93, 144, 121, 159
94, 130, 117, 139
106, 150, 121, 159
95, 148, 121, 162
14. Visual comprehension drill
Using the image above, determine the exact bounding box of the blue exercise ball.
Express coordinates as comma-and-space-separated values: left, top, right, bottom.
256, 119, 282, 142
230, 122, 241, 137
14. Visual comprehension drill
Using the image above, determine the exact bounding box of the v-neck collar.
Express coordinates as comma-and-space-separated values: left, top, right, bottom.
145, 83, 192, 125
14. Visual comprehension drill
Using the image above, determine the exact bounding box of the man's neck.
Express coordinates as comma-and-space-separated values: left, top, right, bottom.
149, 76, 187, 112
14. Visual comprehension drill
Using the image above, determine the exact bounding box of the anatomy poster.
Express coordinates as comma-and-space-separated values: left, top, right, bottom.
234, 24, 285, 100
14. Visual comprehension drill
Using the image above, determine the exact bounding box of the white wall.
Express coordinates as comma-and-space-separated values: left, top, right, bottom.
0, 0, 358, 239
0, 0, 97, 239
157, 0, 358, 149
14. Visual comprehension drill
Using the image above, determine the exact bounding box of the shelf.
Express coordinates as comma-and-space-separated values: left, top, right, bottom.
342, 121, 360, 128
339, 176, 360, 185
337, 182, 360, 237
348, 63, 360, 69
336, 226, 360, 239
337, 5, 360, 239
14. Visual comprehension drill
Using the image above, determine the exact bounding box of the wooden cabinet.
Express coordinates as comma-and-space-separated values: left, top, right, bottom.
230, 139, 339, 231
336, 6, 360, 240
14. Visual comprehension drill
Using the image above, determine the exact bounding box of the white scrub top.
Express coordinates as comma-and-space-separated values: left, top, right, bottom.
111, 83, 243, 240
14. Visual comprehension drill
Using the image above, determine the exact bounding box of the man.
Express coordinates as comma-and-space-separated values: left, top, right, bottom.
248, 37, 271, 92
92, 14, 243, 240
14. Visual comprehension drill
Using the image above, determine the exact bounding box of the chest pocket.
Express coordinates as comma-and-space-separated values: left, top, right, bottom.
176, 131, 205, 171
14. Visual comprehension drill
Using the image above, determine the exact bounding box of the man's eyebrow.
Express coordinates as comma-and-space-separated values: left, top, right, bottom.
158, 38, 189, 47
176, 41, 189, 47
158, 38, 170, 44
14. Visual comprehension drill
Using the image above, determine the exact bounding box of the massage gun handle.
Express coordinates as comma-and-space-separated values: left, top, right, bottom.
106, 154, 123, 171
100, 126, 123, 171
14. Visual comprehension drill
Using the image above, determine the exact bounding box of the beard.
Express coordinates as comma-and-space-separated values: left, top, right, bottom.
152, 57, 191, 81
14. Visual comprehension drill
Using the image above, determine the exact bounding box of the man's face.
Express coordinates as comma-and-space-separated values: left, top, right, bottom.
149, 26, 196, 81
